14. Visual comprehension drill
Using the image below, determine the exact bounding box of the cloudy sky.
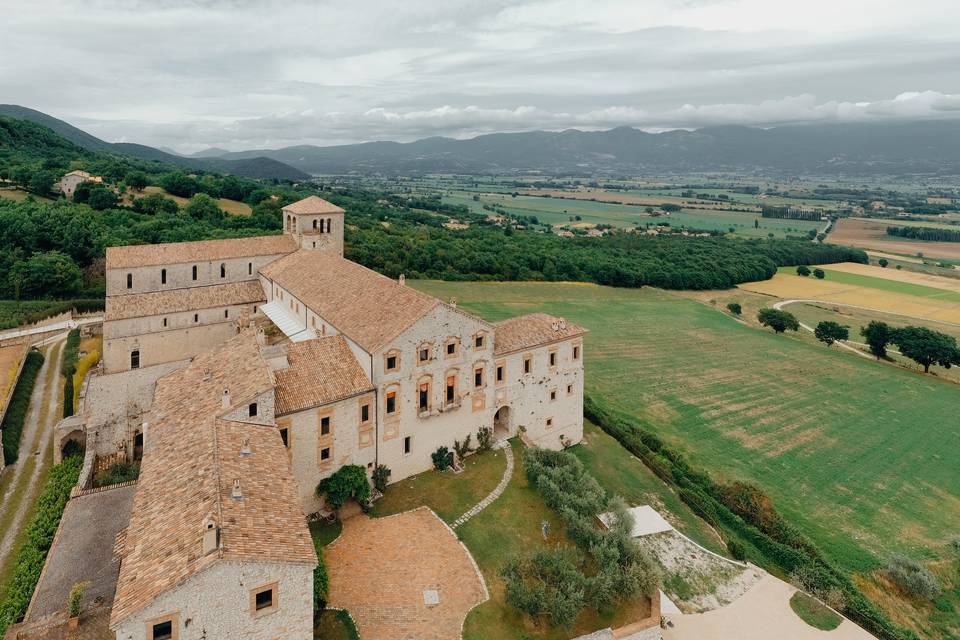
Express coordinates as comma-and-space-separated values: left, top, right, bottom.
2, 0, 959, 153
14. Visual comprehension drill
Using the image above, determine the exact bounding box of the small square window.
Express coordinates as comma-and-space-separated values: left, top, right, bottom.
550, 390, 557, 401
255, 588, 273, 611
446, 341, 456, 355
546, 417, 554, 428
151, 620, 173, 640
475, 334, 485, 348
361, 404, 370, 422
386, 355, 398, 371
321, 416, 330, 436
404, 436, 411, 455
419, 347, 431, 363
567, 384, 574, 395
320, 447, 331, 461
248, 402, 258, 417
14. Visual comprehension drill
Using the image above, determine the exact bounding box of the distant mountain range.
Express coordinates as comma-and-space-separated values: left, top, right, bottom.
4, 103, 960, 176
202, 120, 960, 176
0, 104, 310, 180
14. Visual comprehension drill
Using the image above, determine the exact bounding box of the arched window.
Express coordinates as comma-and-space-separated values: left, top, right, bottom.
248, 262, 252, 275
220, 263, 226, 278
248, 402, 258, 417
327, 217, 332, 232
126, 273, 133, 289
161, 268, 167, 285
312, 219, 318, 229
192, 265, 198, 280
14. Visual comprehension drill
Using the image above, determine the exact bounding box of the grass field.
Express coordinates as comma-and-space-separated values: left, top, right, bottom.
130, 186, 251, 216
0, 188, 52, 203
411, 279, 960, 639
443, 192, 820, 238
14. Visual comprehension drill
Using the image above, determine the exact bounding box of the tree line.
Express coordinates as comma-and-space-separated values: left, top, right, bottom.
885, 225, 960, 243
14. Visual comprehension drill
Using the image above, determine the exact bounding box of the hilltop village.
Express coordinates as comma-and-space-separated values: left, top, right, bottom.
37, 196, 586, 639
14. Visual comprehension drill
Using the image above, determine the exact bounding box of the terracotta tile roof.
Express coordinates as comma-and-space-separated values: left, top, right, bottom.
260, 250, 439, 353
274, 336, 374, 415
105, 280, 265, 321
282, 195, 344, 215
111, 332, 316, 627
493, 312, 588, 355
106, 234, 297, 269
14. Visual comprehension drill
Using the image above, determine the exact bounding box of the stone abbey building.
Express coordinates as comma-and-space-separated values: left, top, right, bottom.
88, 196, 585, 639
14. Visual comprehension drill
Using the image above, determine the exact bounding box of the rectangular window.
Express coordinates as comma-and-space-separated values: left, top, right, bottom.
361, 403, 370, 422
523, 357, 532, 374
279, 427, 289, 448
418, 383, 429, 411
248, 402, 258, 417
549, 351, 557, 367
496, 365, 504, 383
446, 375, 456, 403
446, 341, 456, 355
567, 384, 574, 395
573, 345, 580, 360
151, 620, 173, 640
248, 262, 252, 275
130, 350, 140, 369
550, 390, 557, 401
546, 417, 554, 428
386, 391, 397, 414
320, 447, 331, 461
193, 313, 199, 323
255, 588, 273, 610
321, 416, 330, 436
475, 334, 485, 348
386, 355, 398, 371
250, 583, 277, 617
161, 268, 167, 285
404, 436, 411, 455
126, 273, 132, 289
192, 265, 197, 280
419, 347, 430, 363
162, 317, 168, 328
474, 366, 484, 388
224, 309, 229, 319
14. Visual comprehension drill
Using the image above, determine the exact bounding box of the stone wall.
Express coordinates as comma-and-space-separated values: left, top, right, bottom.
110, 560, 314, 640
106, 253, 287, 296
103, 319, 243, 373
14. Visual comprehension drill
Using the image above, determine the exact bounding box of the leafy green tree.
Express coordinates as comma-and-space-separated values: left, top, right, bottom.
11, 251, 83, 298
890, 326, 960, 373
159, 171, 199, 198
878, 258, 889, 268
796, 265, 811, 277
726, 302, 742, 315
758, 308, 799, 333
315, 464, 370, 511
860, 321, 892, 359
184, 193, 224, 223
813, 268, 825, 279
124, 170, 149, 191
27, 170, 55, 196
86, 184, 119, 211
132, 192, 179, 215
814, 321, 849, 346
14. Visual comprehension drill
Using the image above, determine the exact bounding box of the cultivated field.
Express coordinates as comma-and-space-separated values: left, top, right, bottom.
412, 279, 959, 639
127, 186, 252, 216
829, 217, 960, 260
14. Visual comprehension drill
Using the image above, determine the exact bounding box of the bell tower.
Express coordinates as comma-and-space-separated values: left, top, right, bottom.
281, 196, 345, 256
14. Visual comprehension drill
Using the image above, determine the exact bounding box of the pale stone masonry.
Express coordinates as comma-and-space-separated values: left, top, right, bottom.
91, 195, 585, 639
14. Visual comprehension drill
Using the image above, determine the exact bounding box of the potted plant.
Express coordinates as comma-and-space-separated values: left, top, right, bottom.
67, 581, 87, 628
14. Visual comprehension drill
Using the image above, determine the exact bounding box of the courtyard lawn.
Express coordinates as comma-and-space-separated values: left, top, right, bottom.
789, 592, 842, 631
411, 279, 960, 639
370, 444, 507, 523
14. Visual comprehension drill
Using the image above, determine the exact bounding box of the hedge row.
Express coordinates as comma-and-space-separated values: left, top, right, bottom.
0, 454, 83, 636
61, 329, 80, 419
0, 349, 44, 466
584, 394, 917, 640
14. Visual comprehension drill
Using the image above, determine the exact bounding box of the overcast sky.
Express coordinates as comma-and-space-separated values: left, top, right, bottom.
2, 0, 959, 153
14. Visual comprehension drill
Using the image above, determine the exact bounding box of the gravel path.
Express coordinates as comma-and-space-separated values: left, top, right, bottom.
451, 440, 514, 529
0, 338, 64, 573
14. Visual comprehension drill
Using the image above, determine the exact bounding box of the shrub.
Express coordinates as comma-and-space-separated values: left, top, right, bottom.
72, 349, 100, 413
476, 426, 493, 452
316, 465, 370, 512
313, 545, 329, 615
501, 549, 586, 629
61, 329, 81, 419
372, 464, 391, 493
879, 258, 889, 268
1, 349, 44, 465
0, 455, 82, 636
68, 581, 87, 617
453, 435, 473, 462
431, 446, 451, 471
885, 555, 941, 600
727, 539, 747, 561
726, 302, 742, 316
813, 268, 825, 279
93, 461, 140, 487
797, 265, 811, 277
758, 308, 800, 333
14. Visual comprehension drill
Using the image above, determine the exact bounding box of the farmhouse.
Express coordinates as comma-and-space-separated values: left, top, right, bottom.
56, 195, 585, 639
58, 170, 102, 198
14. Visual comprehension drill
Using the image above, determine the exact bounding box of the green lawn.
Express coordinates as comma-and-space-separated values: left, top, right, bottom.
412, 279, 960, 639
789, 592, 842, 631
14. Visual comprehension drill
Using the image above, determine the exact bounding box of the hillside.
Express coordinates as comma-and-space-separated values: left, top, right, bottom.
214, 121, 960, 176
0, 105, 310, 181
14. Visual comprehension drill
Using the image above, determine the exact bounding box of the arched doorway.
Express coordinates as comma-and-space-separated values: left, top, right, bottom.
494, 405, 511, 441
61, 429, 86, 460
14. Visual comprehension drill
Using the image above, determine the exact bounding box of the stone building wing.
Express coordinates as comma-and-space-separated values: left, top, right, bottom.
274, 336, 374, 415
110, 332, 315, 628
493, 312, 588, 356
260, 250, 439, 353
105, 280, 265, 320
106, 234, 297, 269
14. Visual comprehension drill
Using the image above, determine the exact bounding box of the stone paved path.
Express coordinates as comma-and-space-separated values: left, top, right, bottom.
451, 439, 513, 529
